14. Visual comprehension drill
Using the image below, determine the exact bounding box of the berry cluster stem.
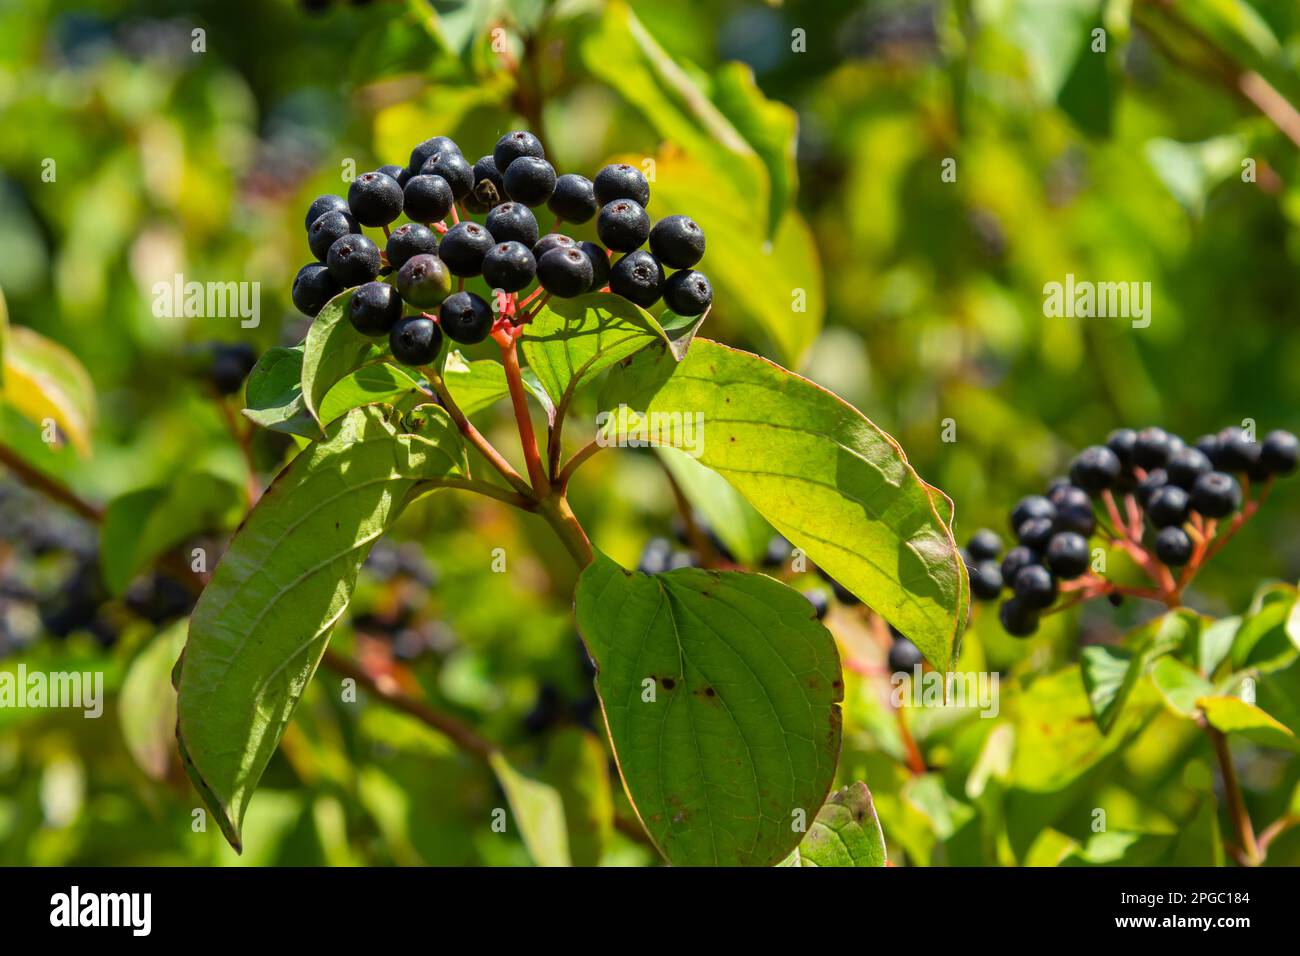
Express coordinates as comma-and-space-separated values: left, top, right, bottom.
499, 333, 550, 494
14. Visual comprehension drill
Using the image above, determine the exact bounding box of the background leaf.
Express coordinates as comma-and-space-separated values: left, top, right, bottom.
797, 780, 887, 867
488, 751, 571, 867
1, 325, 96, 455
119, 621, 189, 781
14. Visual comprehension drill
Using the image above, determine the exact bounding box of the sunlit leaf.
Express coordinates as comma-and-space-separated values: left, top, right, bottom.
796, 781, 887, 867
1, 325, 96, 455
119, 621, 189, 781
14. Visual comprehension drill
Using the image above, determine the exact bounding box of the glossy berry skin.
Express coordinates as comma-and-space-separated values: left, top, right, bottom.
803, 589, 830, 621
348, 171, 404, 227
389, 315, 443, 366
395, 253, 452, 308
1070, 445, 1122, 492
408, 136, 461, 177
967, 529, 1003, 561
326, 233, 382, 287
1000, 546, 1040, 583
1049, 484, 1091, 511
1053, 488, 1096, 536
1017, 516, 1054, 552
305, 194, 349, 230
1133, 427, 1174, 470
348, 281, 403, 336
969, 560, 1004, 601
1146, 485, 1190, 528
1260, 430, 1299, 476
888, 636, 925, 673
580, 241, 610, 291
763, 535, 793, 569
482, 241, 536, 293
420, 150, 474, 200
1013, 563, 1057, 609
593, 163, 650, 207
439, 222, 495, 277
1105, 428, 1138, 469
548, 174, 597, 223
1011, 495, 1056, 532
1136, 469, 1168, 507
503, 156, 556, 207
597, 199, 651, 252
378, 163, 409, 187
469, 155, 505, 210
537, 247, 594, 298
292, 263, 341, 316
999, 598, 1040, 637
1194, 433, 1221, 465
1155, 526, 1192, 566
403, 174, 454, 223
637, 537, 673, 574
438, 291, 494, 345
1045, 532, 1089, 579
1191, 471, 1241, 519
534, 233, 576, 260
493, 131, 545, 174
1216, 427, 1259, 472
1166, 447, 1212, 489
307, 209, 359, 262
609, 250, 664, 308
385, 223, 438, 271
485, 202, 539, 248
663, 270, 712, 317
649, 215, 705, 269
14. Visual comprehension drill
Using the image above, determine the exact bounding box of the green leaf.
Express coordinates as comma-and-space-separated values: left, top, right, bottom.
1, 325, 96, 455
100, 473, 243, 595
440, 351, 554, 421
1198, 696, 1300, 751
1143, 136, 1248, 217
1230, 583, 1300, 673
119, 621, 189, 781
1001, 0, 1104, 102
1080, 645, 1138, 734
1150, 656, 1214, 719
599, 338, 967, 671
0, 285, 8, 389
300, 289, 388, 431
488, 751, 571, 867
1198, 614, 1240, 678
658, 306, 710, 361
519, 292, 668, 409
656, 447, 773, 567
796, 781, 887, 867
175, 404, 467, 850
574, 552, 843, 866
538, 728, 614, 867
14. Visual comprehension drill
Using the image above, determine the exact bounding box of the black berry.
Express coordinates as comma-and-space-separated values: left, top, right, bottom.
1070, 445, 1122, 492
349, 281, 403, 336
888, 636, 924, 673
438, 291, 494, 345
999, 598, 1040, 637
386, 223, 438, 271
637, 537, 673, 574
1166, 447, 1212, 489
803, 589, 830, 621
579, 241, 610, 292
548, 174, 597, 223
969, 560, 1003, 600
378, 163, 409, 187
485, 202, 539, 248
967, 529, 1003, 561
439, 222, 496, 277
307, 209, 359, 262
663, 269, 712, 316
1011, 495, 1056, 532
649, 215, 705, 269
291, 262, 341, 316
493, 131, 545, 174
482, 241, 536, 293
1191, 471, 1241, 519
305, 194, 349, 230
210, 343, 257, 396
1105, 428, 1138, 469
1013, 564, 1057, 609
347, 171, 404, 227
420, 150, 474, 199
537, 247, 594, 298
1155, 526, 1192, 566
326, 233, 382, 287
1194, 433, 1221, 466
408, 136, 461, 177
389, 315, 443, 366
597, 199, 651, 252
403, 174, 454, 223
1016, 516, 1054, 552
1045, 531, 1089, 578
469, 155, 505, 210
395, 253, 452, 308
1216, 427, 1260, 472
534, 233, 577, 259
609, 250, 664, 308
1136, 468, 1168, 507
503, 156, 556, 207
1145, 485, 1190, 528
1133, 427, 1174, 470
1259, 430, 1298, 476
593, 163, 650, 207
1000, 546, 1040, 583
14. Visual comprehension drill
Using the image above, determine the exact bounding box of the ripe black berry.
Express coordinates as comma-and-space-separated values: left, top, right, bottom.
1136, 468, 1168, 507
548, 173, 597, 223
326, 233, 382, 287
969, 560, 1003, 600
1216, 427, 1259, 472
663, 269, 712, 316
439, 222, 495, 277
534, 233, 576, 259
1069, 445, 1122, 492
638, 537, 673, 574
967, 529, 1003, 561
292, 262, 341, 316
503, 156, 556, 207
389, 315, 443, 366
482, 241, 536, 293
537, 247, 594, 298
579, 241, 610, 292
1133, 427, 1173, 470
305, 194, 349, 230
1105, 428, 1137, 469
1016, 516, 1054, 552
308, 209, 359, 262
593, 163, 650, 207
408, 136, 461, 177
348, 171, 404, 227
1194, 433, 1221, 465
438, 291, 494, 344
349, 281, 403, 336
1045, 531, 1089, 578
494, 131, 545, 174
395, 253, 452, 308
485, 202, 539, 248
999, 598, 1040, 637
403, 174, 454, 223
1051, 486, 1096, 536
1191, 471, 1241, 519
1000, 546, 1040, 582
763, 535, 793, 568
385, 223, 438, 271
378, 163, 409, 187
1145, 485, 1190, 528
420, 150, 474, 199
1259, 430, 1298, 476
1166, 447, 1212, 489
803, 588, 830, 621
1155, 526, 1192, 566
1013, 564, 1057, 609
210, 343, 257, 396
609, 250, 664, 308
1010, 495, 1056, 531
888, 636, 924, 673
468, 155, 505, 210
649, 215, 705, 269
597, 199, 651, 252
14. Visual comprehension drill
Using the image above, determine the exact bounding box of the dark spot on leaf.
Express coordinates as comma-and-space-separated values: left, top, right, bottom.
661, 677, 676, 690
705, 687, 716, 697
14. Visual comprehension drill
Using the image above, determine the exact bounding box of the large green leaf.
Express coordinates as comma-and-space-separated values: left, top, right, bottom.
1230, 583, 1300, 673
519, 293, 668, 410
1199, 696, 1300, 751
119, 621, 189, 781
1080, 645, 1137, 734
574, 552, 843, 866
175, 404, 467, 850
599, 338, 967, 671
657, 446, 772, 567
796, 781, 887, 867
1, 325, 96, 455
300, 289, 389, 430
488, 751, 571, 867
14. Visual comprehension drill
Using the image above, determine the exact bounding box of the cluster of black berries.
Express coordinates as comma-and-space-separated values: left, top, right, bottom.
355, 541, 450, 662
291, 130, 713, 369
207, 342, 258, 396
989, 425, 1298, 637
